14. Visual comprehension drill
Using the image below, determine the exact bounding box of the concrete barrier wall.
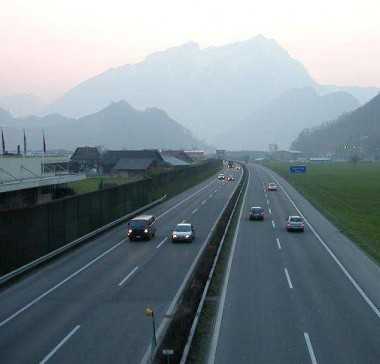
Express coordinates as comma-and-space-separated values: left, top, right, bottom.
0, 160, 221, 275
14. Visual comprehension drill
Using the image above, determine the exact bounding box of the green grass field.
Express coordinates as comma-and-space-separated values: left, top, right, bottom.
68, 176, 132, 194
264, 161, 380, 264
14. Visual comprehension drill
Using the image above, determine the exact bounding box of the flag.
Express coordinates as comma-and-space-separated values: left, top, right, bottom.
42, 131, 46, 154
1, 128, 5, 154
23, 129, 27, 155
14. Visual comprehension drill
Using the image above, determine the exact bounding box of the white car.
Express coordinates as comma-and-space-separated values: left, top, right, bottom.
267, 183, 278, 191
172, 223, 195, 242
217, 173, 225, 180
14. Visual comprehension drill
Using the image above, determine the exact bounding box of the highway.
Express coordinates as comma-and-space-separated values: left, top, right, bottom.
210, 163, 380, 364
0, 167, 241, 364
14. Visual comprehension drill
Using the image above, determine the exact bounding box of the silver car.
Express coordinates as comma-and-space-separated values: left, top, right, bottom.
286, 216, 305, 232
172, 223, 195, 242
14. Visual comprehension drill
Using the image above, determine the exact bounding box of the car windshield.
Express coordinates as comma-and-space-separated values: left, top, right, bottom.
175, 225, 191, 232
129, 220, 147, 228
290, 217, 303, 222
252, 208, 263, 213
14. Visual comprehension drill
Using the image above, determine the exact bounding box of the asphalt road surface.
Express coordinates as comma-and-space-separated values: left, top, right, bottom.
0, 167, 241, 364
210, 163, 380, 364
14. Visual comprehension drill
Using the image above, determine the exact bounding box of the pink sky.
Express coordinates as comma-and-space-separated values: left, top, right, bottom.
1, 0, 379, 102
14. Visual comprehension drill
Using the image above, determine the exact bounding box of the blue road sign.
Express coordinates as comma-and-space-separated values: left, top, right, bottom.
289, 165, 307, 174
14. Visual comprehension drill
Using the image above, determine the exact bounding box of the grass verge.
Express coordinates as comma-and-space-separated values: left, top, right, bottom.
264, 161, 380, 264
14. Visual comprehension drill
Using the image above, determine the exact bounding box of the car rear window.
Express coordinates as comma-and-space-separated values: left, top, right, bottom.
290, 217, 303, 222
252, 208, 263, 213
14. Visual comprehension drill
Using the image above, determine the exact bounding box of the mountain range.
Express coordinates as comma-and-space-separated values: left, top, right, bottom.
0, 101, 202, 151
291, 93, 380, 157
45, 36, 318, 140
3, 36, 379, 150
216, 87, 360, 150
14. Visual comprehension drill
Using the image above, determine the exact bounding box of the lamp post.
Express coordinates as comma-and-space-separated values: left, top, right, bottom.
145, 307, 157, 362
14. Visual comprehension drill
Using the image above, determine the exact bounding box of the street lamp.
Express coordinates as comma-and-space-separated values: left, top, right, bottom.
145, 307, 157, 362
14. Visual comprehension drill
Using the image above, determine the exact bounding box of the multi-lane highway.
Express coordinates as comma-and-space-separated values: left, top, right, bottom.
210, 163, 380, 364
0, 167, 241, 364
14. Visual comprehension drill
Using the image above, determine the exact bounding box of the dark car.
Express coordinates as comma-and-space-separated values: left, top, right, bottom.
172, 223, 195, 242
249, 206, 265, 220
128, 215, 156, 241
286, 215, 305, 232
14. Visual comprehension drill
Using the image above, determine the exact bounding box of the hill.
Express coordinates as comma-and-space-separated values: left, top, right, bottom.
216, 87, 359, 150
291, 93, 380, 157
45, 35, 316, 140
0, 101, 203, 150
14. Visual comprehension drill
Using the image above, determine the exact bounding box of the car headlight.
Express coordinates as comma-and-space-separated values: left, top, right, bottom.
128, 229, 132, 234
185, 235, 190, 238
173, 234, 177, 238
144, 229, 148, 233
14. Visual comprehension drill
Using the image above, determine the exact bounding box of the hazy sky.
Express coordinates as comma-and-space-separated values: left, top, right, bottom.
1, 0, 379, 101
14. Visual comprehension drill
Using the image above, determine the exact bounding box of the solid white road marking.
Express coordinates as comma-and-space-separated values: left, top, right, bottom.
272, 220, 276, 229
267, 199, 270, 205
276, 238, 282, 250
208, 170, 251, 364
118, 266, 139, 286
268, 171, 380, 319
284, 268, 294, 289
40, 325, 80, 364
0, 239, 125, 328
157, 179, 216, 220
156, 237, 168, 249
192, 208, 198, 215
268, 208, 272, 215
304, 332, 318, 364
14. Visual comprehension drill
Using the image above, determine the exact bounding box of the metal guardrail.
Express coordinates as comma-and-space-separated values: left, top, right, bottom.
0, 194, 167, 286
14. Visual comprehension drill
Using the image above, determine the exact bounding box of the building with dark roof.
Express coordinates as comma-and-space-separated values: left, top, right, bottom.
102, 149, 165, 173
70, 146, 101, 172
111, 158, 157, 178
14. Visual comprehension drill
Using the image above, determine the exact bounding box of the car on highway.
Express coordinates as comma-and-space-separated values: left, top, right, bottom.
218, 173, 225, 180
286, 215, 305, 232
249, 206, 265, 220
227, 175, 235, 181
128, 215, 156, 241
172, 223, 195, 242
267, 182, 278, 191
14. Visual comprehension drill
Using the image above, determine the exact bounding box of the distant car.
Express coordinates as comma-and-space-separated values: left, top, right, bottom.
128, 215, 156, 241
286, 216, 305, 232
227, 175, 235, 182
172, 223, 195, 242
218, 173, 225, 180
267, 182, 278, 191
249, 206, 265, 220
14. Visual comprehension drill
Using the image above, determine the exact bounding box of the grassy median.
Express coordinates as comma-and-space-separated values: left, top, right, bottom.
264, 161, 380, 264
